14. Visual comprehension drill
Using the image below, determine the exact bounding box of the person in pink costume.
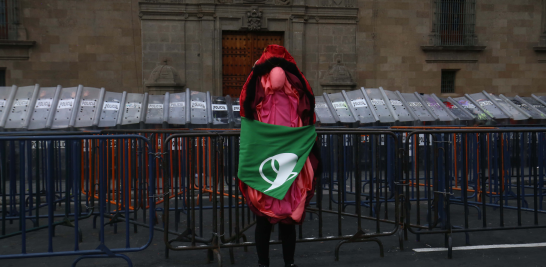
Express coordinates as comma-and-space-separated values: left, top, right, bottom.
239, 45, 320, 267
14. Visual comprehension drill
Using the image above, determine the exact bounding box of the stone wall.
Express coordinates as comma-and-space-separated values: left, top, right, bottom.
354, 0, 546, 97
0, 0, 544, 97
2, 0, 143, 93
139, 1, 359, 96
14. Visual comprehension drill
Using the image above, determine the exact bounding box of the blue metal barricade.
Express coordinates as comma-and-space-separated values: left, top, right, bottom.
0, 135, 155, 266
403, 128, 546, 258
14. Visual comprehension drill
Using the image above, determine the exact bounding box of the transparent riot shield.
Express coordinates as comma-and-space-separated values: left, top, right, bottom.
343, 89, 378, 124
0, 86, 17, 128
314, 95, 337, 124
28, 86, 61, 130
98, 91, 124, 127
190, 90, 209, 125
74, 87, 105, 128
145, 94, 166, 124
467, 92, 510, 119
382, 89, 415, 122
445, 97, 475, 121
5, 85, 39, 129
168, 92, 187, 125
51, 86, 82, 129
229, 97, 241, 127
535, 95, 546, 104
362, 88, 396, 123
400, 93, 435, 122
491, 94, 530, 121
326, 92, 356, 123
508, 96, 545, 120
421, 94, 455, 122
211, 95, 230, 126
122, 93, 145, 125
452, 96, 489, 121
520, 96, 546, 115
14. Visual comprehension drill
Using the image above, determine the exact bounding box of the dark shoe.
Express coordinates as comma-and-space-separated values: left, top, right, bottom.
285, 264, 297, 267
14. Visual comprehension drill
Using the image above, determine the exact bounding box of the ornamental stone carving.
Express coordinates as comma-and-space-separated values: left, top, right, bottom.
275, 0, 291, 5
320, 0, 355, 7
247, 6, 262, 31
145, 58, 184, 93
320, 58, 356, 93
217, 0, 290, 4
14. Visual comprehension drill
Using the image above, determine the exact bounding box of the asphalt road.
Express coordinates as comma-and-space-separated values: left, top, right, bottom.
2, 198, 546, 267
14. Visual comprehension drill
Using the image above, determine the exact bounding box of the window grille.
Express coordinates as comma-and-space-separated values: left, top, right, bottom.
0, 0, 19, 40
441, 70, 456, 94
434, 0, 476, 46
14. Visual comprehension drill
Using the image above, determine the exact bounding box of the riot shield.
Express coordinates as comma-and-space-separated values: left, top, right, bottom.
168, 92, 187, 125
467, 92, 509, 119
0, 86, 17, 128
98, 91, 124, 127
445, 97, 475, 121
314, 95, 337, 124
452, 96, 489, 121
326, 92, 356, 123
400, 92, 436, 122
362, 88, 396, 123
520, 96, 546, 115
122, 93, 145, 125
344, 89, 378, 124
74, 87, 104, 128
211, 95, 230, 125
421, 94, 455, 121
5, 85, 39, 129
190, 90, 208, 125
28, 86, 61, 130
382, 88, 415, 122
491, 94, 530, 120
510, 96, 546, 119
51, 86, 82, 129
145, 94, 166, 124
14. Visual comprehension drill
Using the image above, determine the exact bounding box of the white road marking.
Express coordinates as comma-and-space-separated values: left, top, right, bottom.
413, 242, 546, 252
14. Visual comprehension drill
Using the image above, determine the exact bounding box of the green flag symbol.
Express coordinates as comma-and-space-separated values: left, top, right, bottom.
238, 117, 316, 200
260, 153, 299, 192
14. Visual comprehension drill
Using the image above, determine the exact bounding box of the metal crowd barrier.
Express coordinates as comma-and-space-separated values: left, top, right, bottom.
0, 135, 156, 266
402, 128, 546, 258
3, 127, 546, 265
160, 130, 406, 266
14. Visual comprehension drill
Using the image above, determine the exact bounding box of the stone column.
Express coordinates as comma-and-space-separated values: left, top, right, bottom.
201, 18, 215, 94
291, 18, 305, 71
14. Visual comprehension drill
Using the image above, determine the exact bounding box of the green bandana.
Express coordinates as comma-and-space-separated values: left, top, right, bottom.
238, 117, 316, 200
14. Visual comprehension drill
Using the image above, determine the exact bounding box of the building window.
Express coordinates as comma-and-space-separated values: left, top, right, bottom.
441, 70, 456, 93
433, 0, 476, 46
0, 0, 18, 40
0, 69, 6, 86
0, 0, 8, 39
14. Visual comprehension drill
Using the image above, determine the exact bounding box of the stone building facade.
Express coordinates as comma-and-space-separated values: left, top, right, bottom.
0, 0, 143, 93
2, 0, 545, 97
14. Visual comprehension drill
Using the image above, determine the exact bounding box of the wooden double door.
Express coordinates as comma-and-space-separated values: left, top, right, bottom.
222, 31, 284, 97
